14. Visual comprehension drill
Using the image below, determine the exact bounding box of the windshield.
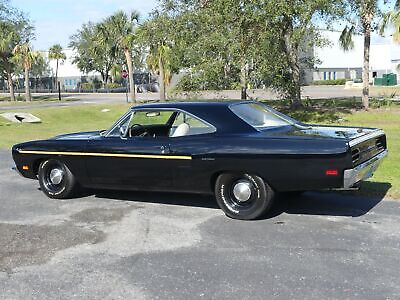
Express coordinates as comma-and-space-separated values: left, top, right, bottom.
230, 102, 296, 129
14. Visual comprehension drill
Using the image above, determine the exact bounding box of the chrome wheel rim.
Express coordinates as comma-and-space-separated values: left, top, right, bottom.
49, 168, 64, 185
233, 180, 252, 202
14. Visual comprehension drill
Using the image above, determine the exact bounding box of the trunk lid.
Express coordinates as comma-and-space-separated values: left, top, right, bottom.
260, 125, 386, 166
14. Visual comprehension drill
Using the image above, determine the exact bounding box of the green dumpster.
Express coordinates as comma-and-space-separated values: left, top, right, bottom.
387, 73, 397, 86
374, 78, 383, 86
382, 74, 389, 86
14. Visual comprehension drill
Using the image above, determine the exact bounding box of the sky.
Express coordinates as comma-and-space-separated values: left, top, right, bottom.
10, 0, 395, 51
11, 0, 159, 51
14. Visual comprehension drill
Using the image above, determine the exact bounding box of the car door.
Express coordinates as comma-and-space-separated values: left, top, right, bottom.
84, 110, 176, 191
167, 111, 217, 194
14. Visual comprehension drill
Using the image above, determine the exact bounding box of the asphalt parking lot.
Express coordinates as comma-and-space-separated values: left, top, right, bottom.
1, 150, 400, 299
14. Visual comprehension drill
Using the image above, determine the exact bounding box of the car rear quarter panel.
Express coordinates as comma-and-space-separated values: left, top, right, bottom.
173, 135, 351, 193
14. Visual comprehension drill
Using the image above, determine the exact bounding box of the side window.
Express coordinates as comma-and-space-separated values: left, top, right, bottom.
129, 111, 173, 127
170, 112, 215, 137
127, 110, 174, 138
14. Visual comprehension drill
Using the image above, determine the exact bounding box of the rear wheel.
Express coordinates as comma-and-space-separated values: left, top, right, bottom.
38, 159, 79, 199
215, 173, 275, 220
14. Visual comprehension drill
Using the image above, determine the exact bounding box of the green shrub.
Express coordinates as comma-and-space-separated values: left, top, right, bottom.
313, 79, 347, 85
175, 75, 203, 91
80, 83, 93, 90
105, 82, 122, 89
175, 70, 240, 92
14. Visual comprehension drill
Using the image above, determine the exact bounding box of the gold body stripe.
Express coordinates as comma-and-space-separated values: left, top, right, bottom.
17, 150, 192, 160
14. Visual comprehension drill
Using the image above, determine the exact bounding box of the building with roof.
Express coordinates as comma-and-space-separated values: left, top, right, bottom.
313, 30, 400, 84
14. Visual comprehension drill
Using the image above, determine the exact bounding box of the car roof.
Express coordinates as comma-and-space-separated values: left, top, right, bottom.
132, 101, 257, 133
133, 100, 247, 110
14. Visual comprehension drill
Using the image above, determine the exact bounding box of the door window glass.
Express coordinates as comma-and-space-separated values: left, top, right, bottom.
170, 112, 215, 137
129, 110, 173, 127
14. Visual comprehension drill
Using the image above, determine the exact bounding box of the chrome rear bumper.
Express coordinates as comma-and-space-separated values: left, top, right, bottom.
343, 150, 388, 188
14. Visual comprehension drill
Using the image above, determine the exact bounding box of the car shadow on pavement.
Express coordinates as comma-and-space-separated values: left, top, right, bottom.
92, 181, 391, 220
265, 182, 391, 219
94, 190, 220, 209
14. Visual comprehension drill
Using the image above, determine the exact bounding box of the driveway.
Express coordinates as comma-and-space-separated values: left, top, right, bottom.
1, 150, 399, 299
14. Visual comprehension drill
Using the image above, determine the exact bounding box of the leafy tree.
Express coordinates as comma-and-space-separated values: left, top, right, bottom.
28, 54, 52, 91
101, 11, 140, 102
156, 0, 342, 107
0, 1, 33, 101
0, 0, 9, 19
0, 22, 18, 101
70, 22, 121, 87
139, 15, 175, 101
13, 43, 40, 101
380, 2, 400, 41
48, 44, 66, 90
110, 64, 122, 83
30, 54, 51, 78
265, 1, 342, 107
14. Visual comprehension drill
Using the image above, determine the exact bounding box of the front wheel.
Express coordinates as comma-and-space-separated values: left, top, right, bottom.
215, 173, 275, 220
38, 159, 79, 199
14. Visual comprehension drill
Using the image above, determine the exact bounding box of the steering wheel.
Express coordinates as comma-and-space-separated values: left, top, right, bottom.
128, 124, 148, 137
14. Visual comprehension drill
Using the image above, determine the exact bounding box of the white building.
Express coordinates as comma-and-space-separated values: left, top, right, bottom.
43, 48, 99, 90
313, 30, 400, 83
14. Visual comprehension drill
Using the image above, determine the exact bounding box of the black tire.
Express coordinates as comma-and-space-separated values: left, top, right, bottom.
215, 173, 275, 220
38, 159, 79, 199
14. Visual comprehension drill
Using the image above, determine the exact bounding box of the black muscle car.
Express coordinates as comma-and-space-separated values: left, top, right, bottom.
12, 101, 387, 220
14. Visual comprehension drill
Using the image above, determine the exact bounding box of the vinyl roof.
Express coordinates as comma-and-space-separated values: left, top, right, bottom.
133, 100, 248, 110
132, 101, 257, 133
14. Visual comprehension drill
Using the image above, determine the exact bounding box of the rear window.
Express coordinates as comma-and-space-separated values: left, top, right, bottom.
230, 103, 292, 129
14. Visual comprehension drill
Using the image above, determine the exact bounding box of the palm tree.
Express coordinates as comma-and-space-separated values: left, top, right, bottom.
48, 44, 66, 94
339, 0, 381, 111
138, 15, 174, 101
110, 64, 122, 83
0, 23, 17, 101
380, 2, 400, 41
102, 11, 139, 103
12, 43, 39, 101
146, 44, 172, 101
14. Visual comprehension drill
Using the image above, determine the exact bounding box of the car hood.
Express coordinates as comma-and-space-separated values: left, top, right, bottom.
260, 125, 376, 141
52, 130, 102, 140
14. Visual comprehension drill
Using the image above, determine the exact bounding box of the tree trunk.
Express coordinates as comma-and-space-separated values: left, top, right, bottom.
287, 43, 302, 108
362, 16, 371, 110
55, 59, 59, 90
7, 71, 15, 101
291, 50, 302, 109
105, 72, 109, 88
24, 66, 31, 101
240, 63, 247, 100
100, 71, 106, 89
124, 48, 136, 103
283, 19, 302, 108
159, 55, 166, 101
